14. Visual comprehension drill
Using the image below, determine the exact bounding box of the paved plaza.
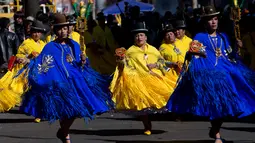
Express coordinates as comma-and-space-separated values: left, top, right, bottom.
0, 108, 255, 143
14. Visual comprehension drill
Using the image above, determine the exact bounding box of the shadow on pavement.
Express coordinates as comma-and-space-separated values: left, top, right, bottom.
102, 113, 255, 124
102, 139, 238, 143
0, 135, 54, 140
70, 129, 166, 136
6, 109, 23, 114
0, 119, 35, 123
222, 127, 255, 132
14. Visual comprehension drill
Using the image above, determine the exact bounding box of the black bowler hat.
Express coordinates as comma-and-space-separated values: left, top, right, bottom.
201, 5, 220, 17
66, 15, 76, 25
162, 23, 175, 34
174, 20, 186, 29
131, 21, 148, 33
30, 20, 46, 32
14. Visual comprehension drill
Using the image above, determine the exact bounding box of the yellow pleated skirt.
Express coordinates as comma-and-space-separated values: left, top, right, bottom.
110, 66, 178, 113
0, 64, 28, 112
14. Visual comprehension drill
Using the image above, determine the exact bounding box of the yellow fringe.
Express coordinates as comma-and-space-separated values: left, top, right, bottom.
0, 64, 28, 112
110, 65, 177, 111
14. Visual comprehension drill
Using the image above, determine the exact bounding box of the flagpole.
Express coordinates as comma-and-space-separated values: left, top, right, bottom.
230, 0, 241, 55
92, 0, 96, 20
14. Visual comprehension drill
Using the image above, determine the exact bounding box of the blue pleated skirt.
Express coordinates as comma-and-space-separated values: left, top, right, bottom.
20, 61, 113, 122
166, 56, 255, 120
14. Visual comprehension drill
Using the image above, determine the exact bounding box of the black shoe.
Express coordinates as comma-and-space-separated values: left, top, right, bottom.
56, 129, 71, 143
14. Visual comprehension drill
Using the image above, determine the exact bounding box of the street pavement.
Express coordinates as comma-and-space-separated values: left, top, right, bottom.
0, 108, 255, 143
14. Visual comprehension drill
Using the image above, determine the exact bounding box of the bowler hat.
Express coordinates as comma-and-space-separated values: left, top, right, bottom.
201, 5, 220, 17
131, 22, 148, 33
174, 20, 186, 29
66, 15, 76, 25
162, 23, 175, 34
53, 13, 70, 26
30, 20, 46, 32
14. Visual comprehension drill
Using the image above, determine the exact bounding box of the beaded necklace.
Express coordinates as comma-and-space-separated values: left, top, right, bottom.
208, 34, 222, 66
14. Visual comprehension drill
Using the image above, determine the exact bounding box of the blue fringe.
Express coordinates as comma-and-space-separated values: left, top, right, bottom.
20, 81, 94, 123
20, 58, 112, 123
167, 67, 255, 120
74, 61, 115, 109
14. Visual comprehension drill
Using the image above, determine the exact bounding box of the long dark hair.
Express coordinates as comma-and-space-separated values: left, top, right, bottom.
0, 17, 10, 31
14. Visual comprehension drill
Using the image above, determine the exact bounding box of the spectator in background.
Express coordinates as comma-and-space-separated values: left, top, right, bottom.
0, 17, 20, 73
36, 11, 51, 41
242, 17, 255, 70
107, 14, 122, 46
24, 16, 35, 39
91, 12, 118, 75
14, 11, 25, 43
146, 12, 161, 48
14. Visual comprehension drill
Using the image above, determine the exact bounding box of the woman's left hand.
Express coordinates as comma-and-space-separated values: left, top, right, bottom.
236, 39, 243, 48
80, 53, 86, 65
147, 63, 157, 70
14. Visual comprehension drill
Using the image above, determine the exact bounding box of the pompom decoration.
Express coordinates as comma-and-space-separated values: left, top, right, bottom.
8, 56, 17, 71
189, 40, 206, 57
115, 47, 126, 58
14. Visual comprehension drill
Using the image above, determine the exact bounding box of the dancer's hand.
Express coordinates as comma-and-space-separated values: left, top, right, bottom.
80, 53, 86, 65
17, 57, 30, 65
66, 54, 74, 63
236, 39, 243, 48
147, 63, 157, 70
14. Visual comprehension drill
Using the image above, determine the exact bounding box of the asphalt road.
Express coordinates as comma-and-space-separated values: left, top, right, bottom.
0, 108, 255, 143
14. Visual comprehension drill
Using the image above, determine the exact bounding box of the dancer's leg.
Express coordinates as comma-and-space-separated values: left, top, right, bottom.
57, 118, 75, 143
210, 119, 224, 143
140, 115, 152, 135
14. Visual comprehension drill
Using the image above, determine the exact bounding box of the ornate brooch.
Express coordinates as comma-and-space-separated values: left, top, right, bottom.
38, 55, 54, 74
173, 46, 181, 55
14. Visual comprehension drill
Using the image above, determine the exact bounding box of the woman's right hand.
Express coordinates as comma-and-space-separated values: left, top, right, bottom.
165, 62, 178, 68
116, 56, 125, 61
17, 57, 30, 65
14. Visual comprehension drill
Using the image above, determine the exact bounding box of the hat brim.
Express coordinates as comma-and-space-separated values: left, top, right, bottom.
53, 22, 71, 26
201, 12, 220, 17
175, 26, 186, 29
164, 28, 175, 33
131, 29, 148, 33
25, 19, 34, 22
69, 22, 76, 25
30, 26, 46, 32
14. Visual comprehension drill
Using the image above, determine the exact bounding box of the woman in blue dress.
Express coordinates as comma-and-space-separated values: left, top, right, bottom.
17, 13, 113, 143
166, 5, 255, 143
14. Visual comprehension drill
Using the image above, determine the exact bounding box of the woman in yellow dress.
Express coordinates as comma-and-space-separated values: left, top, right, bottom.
0, 20, 46, 122
110, 22, 177, 135
91, 12, 118, 75
159, 23, 189, 76
84, 19, 103, 72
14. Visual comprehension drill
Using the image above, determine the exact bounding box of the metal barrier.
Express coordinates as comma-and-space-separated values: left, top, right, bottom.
0, 5, 10, 13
